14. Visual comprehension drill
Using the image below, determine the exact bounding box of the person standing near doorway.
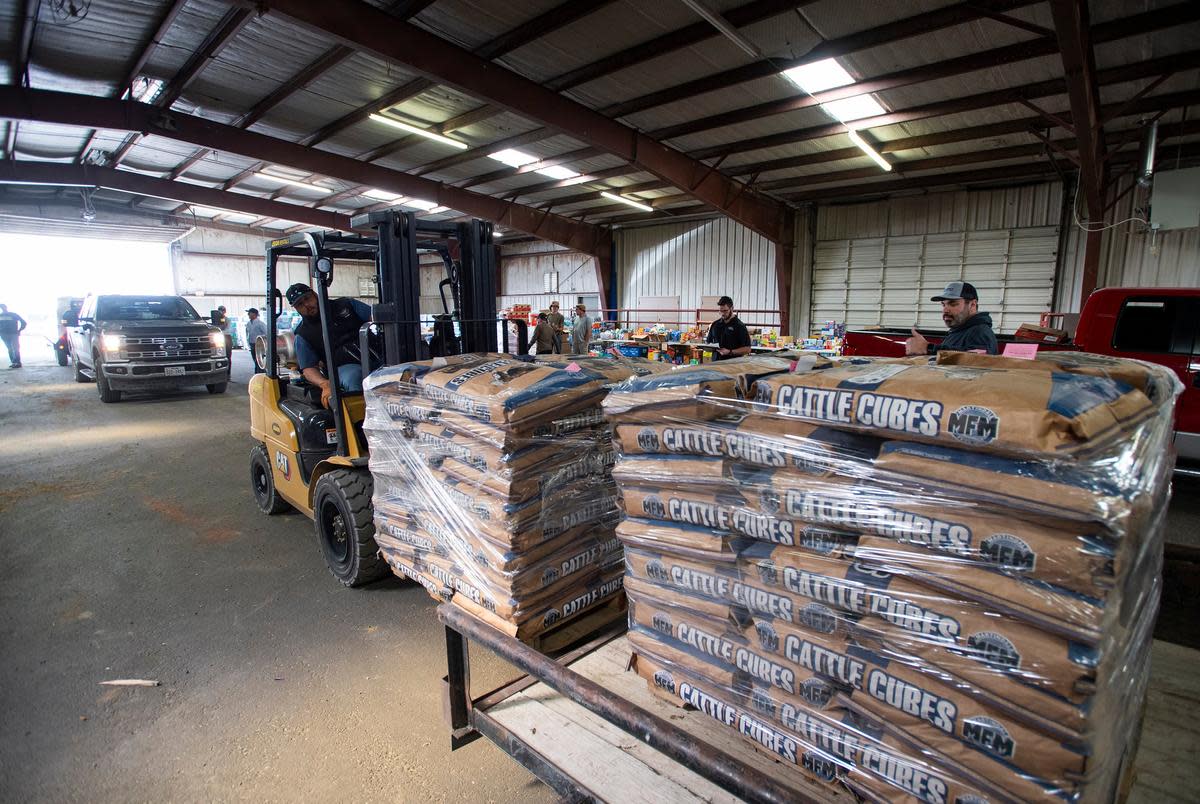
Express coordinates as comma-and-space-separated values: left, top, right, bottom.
570, 303, 592, 355
0, 304, 27, 368
705, 296, 751, 360
245, 307, 268, 374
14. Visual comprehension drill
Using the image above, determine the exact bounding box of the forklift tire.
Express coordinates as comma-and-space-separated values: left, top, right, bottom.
313, 469, 387, 587
56, 348, 68, 367
250, 444, 290, 515
207, 382, 227, 394
73, 354, 89, 383
96, 359, 121, 403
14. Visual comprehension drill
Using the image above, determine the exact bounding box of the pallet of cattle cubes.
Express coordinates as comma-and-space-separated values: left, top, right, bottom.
362, 353, 673, 645
601, 349, 1181, 803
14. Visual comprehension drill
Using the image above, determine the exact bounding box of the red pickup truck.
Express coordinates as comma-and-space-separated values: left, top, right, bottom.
842, 287, 1200, 469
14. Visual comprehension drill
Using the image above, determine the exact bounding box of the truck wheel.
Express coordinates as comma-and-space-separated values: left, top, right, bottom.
207, 382, 227, 394
96, 359, 121, 403
56, 348, 68, 366
250, 444, 290, 515
313, 469, 387, 587
73, 354, 89, 383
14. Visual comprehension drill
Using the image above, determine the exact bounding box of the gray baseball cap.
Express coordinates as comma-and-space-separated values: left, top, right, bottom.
932, 281, 979, 302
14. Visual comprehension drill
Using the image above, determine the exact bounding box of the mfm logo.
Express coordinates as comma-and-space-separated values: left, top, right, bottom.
636, 427, 660, 451
947, 405, 999, 445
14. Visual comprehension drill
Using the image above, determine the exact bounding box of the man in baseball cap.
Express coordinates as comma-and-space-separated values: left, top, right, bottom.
285, 282, 372, 407
905, 281, 998, 356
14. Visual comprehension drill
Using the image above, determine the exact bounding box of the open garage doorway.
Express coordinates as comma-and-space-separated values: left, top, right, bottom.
0, 233, 175, 367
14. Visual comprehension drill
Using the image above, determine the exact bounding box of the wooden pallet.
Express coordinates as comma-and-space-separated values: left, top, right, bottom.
452, 591, 628, 655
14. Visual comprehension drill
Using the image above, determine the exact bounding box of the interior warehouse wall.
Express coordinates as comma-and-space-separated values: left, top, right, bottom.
498, 240, 600, 313
172, 226, 444, 330
1057, 172, 1200, 314
615, 217, 778, 327
811, 182, 1063, 334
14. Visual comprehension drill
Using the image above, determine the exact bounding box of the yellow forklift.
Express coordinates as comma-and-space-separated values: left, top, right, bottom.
248, 210, 524, 585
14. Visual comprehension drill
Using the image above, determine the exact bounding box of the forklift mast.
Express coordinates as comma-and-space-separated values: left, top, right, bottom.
263, 211, 526, 458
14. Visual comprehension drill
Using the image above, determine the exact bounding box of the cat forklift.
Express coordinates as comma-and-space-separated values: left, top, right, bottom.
248, 210, 525, 586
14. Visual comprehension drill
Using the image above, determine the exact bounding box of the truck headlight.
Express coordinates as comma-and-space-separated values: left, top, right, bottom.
102, 334, 123, 352
210, 332, 225, 349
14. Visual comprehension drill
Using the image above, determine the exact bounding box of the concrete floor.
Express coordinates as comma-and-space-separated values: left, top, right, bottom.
1, 346, 1197, 802
0, 349, 553, 803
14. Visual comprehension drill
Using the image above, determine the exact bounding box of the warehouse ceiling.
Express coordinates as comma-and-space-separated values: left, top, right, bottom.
0, 0, 1197, 249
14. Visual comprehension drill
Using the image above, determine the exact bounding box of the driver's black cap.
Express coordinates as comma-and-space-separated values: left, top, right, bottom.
285, 283, 314, 305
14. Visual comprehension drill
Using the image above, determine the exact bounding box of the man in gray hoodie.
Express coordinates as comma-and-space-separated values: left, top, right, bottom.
905, 281, 998, 356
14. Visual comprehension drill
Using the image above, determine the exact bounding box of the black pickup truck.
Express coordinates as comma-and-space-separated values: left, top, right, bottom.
70, 294, 230, 402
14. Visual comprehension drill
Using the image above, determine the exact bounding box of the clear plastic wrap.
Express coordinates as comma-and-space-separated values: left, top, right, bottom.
604, 353, 1181, 803
362, 353, 671, 640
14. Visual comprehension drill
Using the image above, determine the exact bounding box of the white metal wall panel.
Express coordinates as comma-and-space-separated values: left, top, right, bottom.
0, 213, 191, 243
813, 185, 1062, 334
811, 228, 1059, 333
1057, 174, 1200, 312
616, 218, 777, 318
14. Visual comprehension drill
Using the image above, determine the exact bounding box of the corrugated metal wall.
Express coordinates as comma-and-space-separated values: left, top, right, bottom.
813, 183, 1063, 334
494, 240, 597, 312
497, 241, 599, 313
615, 217, 777, 321
1058, 173, 1200, 312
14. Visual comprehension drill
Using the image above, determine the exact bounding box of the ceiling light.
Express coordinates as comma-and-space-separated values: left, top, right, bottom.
131, 77, 165, 103
493, 229, 503, 238
255, 172, 332, 193
403, 198, 440, 211
781, 58, 854, 94
820, 95, 886, 124
847, 130, 892, 172
536, 165, 580, 180
362, 188, 401, 201
186, 205, 223, 216
601, 191, 653, 212
369, 114, 468, 150
489, 149, 540, 168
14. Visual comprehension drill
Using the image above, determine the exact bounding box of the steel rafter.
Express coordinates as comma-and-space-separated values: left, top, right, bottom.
0, 161, 354, 230
74, 0, 189, 164
0, 87, 609, 258
253, 0, 789, 243
107, 6, 255, 169
600, 0, 1041, 120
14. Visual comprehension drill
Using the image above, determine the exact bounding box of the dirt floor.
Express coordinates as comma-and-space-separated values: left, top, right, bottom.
0, 349, 554, 803
1, 346, 1197, 802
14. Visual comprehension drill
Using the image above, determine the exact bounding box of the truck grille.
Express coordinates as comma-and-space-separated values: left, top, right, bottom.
121, 335, 215, 359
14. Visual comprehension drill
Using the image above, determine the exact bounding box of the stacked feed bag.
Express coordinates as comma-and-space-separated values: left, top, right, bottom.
604, 352, 1180, 802
363, 353, 671, 641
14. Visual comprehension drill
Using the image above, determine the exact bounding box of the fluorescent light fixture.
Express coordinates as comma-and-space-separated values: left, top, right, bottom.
601, 191, 653, 212
131, 77, 165, 103
403, 198, 440, 211
847, 130, 892, 172
362, 188, 401, 201
820, 95, 886, 124
368, 113, 468, 150
536, 165, 580, 180
781, 58, 854, 94
255, 171, 331, 193
429, 206, 449, 214
493, 229, 503, 238
489, 149, 540, 168
0, 179, 94, 187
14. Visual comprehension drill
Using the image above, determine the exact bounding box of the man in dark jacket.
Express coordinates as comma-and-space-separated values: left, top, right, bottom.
706, 296, 752, 360
286, 283, 372, 408
0, 304, 26, 368
905, 281, 998, 356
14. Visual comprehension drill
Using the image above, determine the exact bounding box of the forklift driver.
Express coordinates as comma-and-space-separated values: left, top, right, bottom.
285, 283, 372, 409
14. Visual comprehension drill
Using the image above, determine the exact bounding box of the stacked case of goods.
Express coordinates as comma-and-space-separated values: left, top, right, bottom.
602, 350, 1181, 802
362, 353, 671, 641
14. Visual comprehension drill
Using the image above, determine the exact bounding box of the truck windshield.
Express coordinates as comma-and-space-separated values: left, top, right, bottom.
96, 296, 200, 321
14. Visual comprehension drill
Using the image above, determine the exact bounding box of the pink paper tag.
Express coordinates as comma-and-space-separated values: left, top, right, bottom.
1002, 342, 1039, 360
565, 362, 581, 372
